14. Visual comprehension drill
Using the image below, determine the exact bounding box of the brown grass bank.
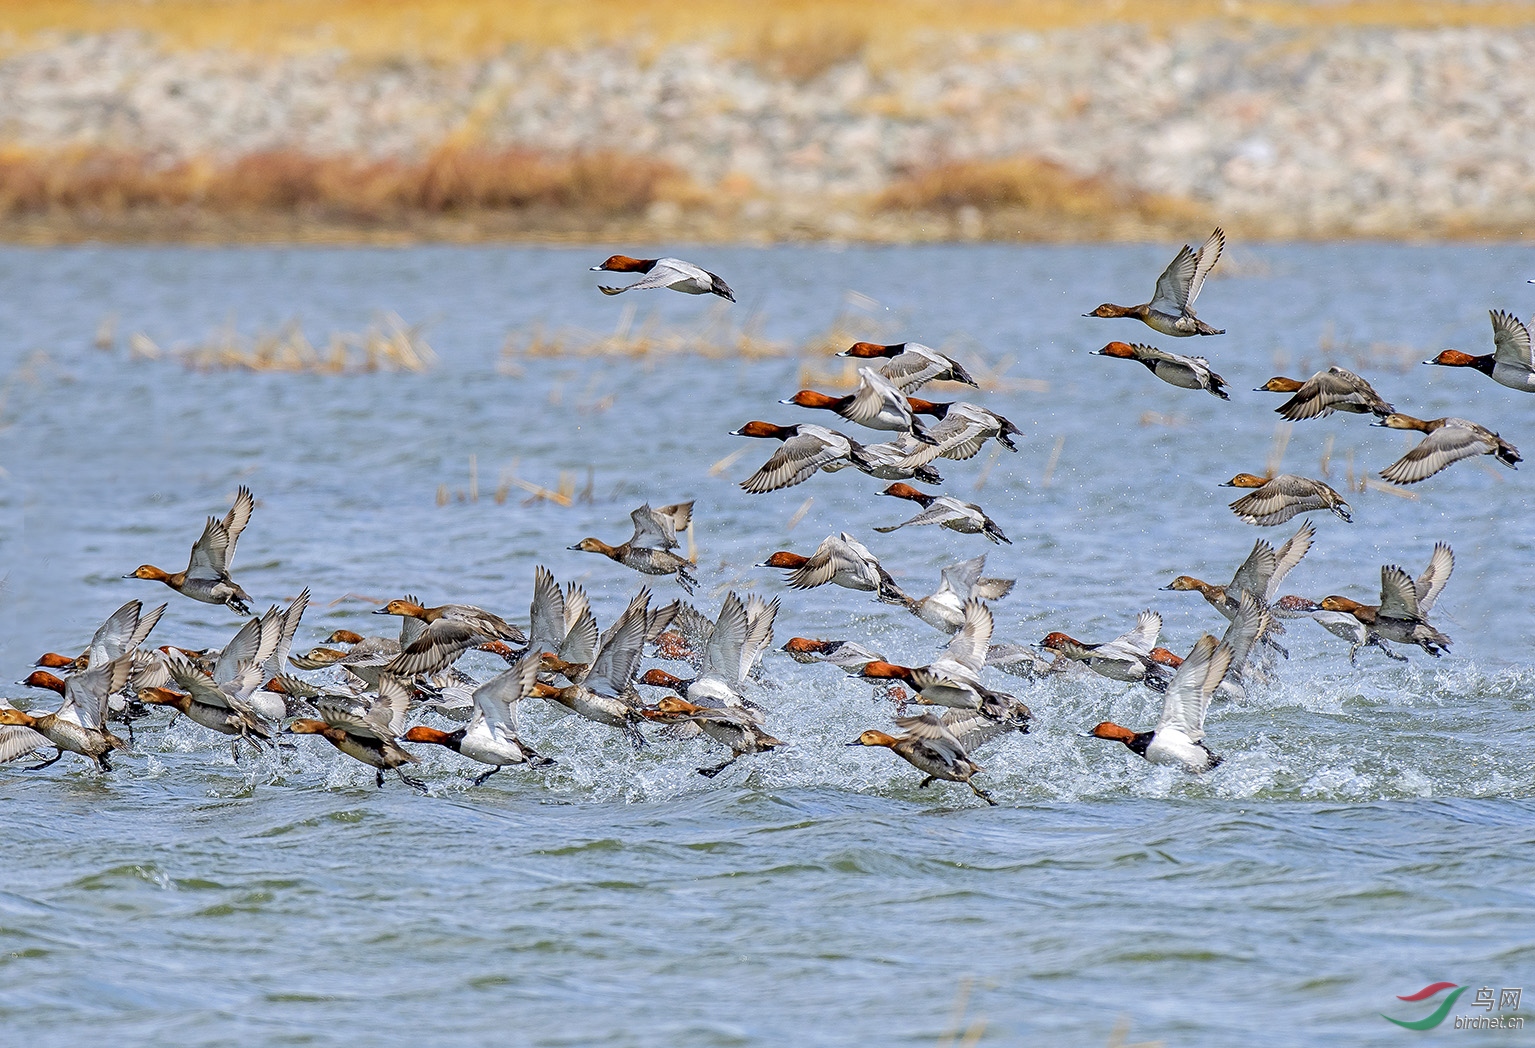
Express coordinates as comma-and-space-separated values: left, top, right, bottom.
0, 145, 702, 237
0, 146, 1220, 244
3, 1, 1532, 64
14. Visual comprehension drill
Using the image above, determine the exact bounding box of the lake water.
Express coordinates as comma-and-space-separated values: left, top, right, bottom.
1, 243, 1532, 1046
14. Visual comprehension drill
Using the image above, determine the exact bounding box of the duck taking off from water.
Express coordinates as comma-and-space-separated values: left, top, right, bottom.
124, 485, 255, 614
1087, 632, 1234, 772
848, 712, 998, 806
568, 501, 698, 594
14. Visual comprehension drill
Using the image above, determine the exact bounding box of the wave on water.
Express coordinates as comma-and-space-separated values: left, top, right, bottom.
62, 641, 1534, 810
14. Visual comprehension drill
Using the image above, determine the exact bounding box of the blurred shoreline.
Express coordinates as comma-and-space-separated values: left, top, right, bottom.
4, 9, 1535, 244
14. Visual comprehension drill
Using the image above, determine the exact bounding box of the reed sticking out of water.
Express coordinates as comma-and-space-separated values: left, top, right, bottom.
442, 461, 582, 506
708, 447, 751, 477
504, 302, 798, 362
1293, 324, 1434, 376
798, 355, 1049, 395
128, 313, 435, 373
1363, 476, 1418, 499
1104, 1015, 1165, 1048
786, 497, 814, 530
1335, 442, 1415, 497
1265, 422, 1293, 479
1041, 435, 1066, 488
499, 294, 1050, 394
936, 978, 985, 1048
94, 313, 116, 351
971, 444, 1003, 492
506, 292, 893, 362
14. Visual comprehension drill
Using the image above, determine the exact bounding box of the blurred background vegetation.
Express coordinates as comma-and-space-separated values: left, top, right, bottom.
1, 0, 1532, 243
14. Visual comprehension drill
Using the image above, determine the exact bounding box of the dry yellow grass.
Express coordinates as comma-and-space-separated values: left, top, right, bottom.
876, 156, 1205, 240
500, 293, 1050, 392
1, 143, 1520, 243
1, 1, 1532, 63
501, 292, 912, 362
128, 313, 435, 373
0, 146, 694, 220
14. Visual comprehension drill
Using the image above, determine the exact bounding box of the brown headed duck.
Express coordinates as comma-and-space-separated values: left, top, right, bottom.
124, 485, 255, 614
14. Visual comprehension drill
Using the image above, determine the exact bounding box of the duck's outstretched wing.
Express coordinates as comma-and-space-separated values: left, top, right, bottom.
1378, 426, 1486, 484
221, 486, 255, 565
1184, 228, 1225, 310
1377, 565, 1422, 621
1491, 309, 1533, 368
1148, 244, 1198, 315
740, 433, 843, 493
1414, 543, 1454, 615
1155, 634, 1230, 741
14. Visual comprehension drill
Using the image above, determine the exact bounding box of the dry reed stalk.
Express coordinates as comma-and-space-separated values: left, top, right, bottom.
1265, 422, 1293, 478
495, 460, 575, 507
1310, 326, 1431, 375
1106, 1014, 1165, 1048
786, 497, 814, 530
972, 444, 1003, 492
708, 446, 750, 477
1362, 476, 1419, 499
94, 313, 116, 350
506, 295, 909, 362
326, 592, 389, 608
936, 977, 973, 1048
131, 312, 435, 373
1041, 435, 1065, 487
505, 303, 793, 360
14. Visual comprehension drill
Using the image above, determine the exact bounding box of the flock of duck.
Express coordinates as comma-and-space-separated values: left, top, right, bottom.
3, 240, 1524, 805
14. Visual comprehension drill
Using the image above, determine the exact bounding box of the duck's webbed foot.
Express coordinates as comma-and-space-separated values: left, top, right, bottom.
697, 755, 739, 778
25, 750, 63, 772
397, 770, 429, 794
